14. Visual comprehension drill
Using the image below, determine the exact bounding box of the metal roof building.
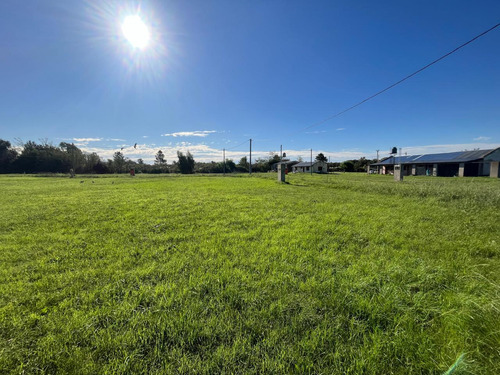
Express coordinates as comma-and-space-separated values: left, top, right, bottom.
371, 148, 500, 178
292, 161, 328, 173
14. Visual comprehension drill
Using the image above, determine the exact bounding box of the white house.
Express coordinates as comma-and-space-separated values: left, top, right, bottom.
292, 161, 327, 173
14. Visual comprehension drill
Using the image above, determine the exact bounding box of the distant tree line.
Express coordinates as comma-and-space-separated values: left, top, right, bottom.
329, 157, 377, 172
0, 139, 377, 174
0, 139, 110, 174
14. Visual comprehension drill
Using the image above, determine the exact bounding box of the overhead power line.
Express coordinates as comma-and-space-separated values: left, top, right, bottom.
298, 22, 500, 134
226, 139, 250, 151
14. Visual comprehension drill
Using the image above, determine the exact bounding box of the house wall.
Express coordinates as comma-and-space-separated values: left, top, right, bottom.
313, 161, 327, 173
403, 165, 412, 176
293, 162, 327, 173
490, 162, 499, 178
482, 162, 490, 176
416, 165, 426, 176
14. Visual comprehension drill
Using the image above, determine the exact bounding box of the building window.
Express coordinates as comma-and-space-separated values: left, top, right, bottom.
306, 167, 310, 171
318, 166, 322, 171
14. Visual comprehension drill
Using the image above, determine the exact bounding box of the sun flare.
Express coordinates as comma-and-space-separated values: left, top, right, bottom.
122, 15, 150, 49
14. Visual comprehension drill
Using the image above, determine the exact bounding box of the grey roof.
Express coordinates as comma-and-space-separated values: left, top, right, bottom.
372, 149, 496, 166
293, 161, 325, 167
270, 160, 299, 169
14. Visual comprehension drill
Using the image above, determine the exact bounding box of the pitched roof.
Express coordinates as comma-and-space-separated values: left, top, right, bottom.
293, 161, 325, 167
372, 149, 496, 166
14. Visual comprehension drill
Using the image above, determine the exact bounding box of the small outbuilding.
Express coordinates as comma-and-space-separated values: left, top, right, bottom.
370, 148, 500, 178
292, 161, 328, 173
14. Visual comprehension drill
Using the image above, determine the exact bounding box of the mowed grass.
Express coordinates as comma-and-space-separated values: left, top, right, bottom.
1, 173, 499, 374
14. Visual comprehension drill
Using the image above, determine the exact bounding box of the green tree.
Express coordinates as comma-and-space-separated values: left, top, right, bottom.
153, 150, 168, 173
353, 157, 370, 172
0, 139, 18, 173
155, 150, 166, 165
177, 151, 195, 174
238, 156, 249, 171
315, 153, 328, 162
14, 140, 70, 173
85, 152, 101, 173
340, 160, 355, 172
60, 142, 85, 172
225, 159, 236, 172
113, 152, 126, 173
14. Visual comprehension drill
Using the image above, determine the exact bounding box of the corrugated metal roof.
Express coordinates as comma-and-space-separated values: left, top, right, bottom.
372, 149, 495, 166
293, 162, 313, 167
294, 161, 324, 167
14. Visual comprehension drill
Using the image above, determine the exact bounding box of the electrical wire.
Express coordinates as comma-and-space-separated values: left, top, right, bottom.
226, 139, 250, 151
295, 22, 500, 134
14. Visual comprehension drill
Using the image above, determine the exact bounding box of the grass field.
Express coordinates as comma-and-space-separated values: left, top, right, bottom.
1, 173, 499, 374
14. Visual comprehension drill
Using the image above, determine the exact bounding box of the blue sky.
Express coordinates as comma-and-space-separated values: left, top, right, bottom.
1, 0, 499, 162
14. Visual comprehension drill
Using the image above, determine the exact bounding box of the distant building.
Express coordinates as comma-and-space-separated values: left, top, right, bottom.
370, 148, 500, 178
271, 160, 299, 172
292, 161, 328, 173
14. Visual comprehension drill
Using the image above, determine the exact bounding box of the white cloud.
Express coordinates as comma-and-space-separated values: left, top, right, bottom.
161, 130, 216, 137
336, 128, 345, 131
73, 137, 102, 142
77, 143, 370, 164
473, 136, 491, 141
108, 138, 126, 142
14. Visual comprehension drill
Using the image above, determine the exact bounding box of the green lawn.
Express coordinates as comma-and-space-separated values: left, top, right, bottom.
1, 173, 499, 374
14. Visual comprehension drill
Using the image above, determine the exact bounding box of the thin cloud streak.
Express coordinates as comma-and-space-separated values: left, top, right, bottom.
161, 131, 216, 137
473, 136, 491, 141
305, 130, 326, 134
73, 137, 102, 142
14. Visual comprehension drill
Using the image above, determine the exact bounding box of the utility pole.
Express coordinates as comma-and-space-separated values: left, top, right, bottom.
280, 145, 283, 160
223, 148, 226, 176
399, 147, 402, 177
376, 150, 380, 162
249, 139, 252, 175
327, 156, 330, 182
310, 148, 313, 176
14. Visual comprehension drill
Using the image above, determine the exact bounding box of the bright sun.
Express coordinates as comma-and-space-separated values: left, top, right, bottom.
122, 15, 150, 49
